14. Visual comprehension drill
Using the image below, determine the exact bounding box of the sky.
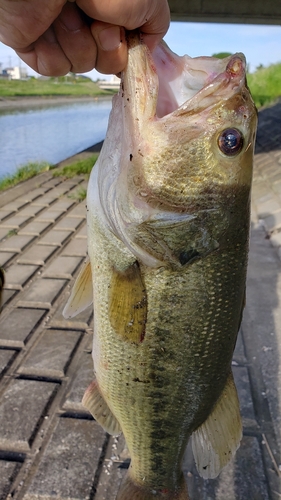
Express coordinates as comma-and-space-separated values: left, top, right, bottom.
0, 21, 281, 80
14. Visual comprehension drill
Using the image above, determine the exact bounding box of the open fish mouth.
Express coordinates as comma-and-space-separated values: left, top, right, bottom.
151, 43, 247, 118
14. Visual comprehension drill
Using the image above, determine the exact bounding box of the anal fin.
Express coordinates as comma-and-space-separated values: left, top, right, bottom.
82, 380, 122, 436
192, 371, 242, 479
63, 256, 93, 318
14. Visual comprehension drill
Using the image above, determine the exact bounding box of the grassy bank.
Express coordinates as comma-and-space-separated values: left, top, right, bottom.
0, 161, 52, 191
0, 154, 98, 193
0, 77, 112, 97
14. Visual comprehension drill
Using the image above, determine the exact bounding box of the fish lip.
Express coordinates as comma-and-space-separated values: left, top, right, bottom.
169, 55, 247, 118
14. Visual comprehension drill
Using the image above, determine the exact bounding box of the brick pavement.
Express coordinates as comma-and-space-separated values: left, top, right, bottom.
0, 107, 280, 499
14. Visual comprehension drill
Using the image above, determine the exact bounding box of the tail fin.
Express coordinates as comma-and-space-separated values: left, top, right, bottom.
116, 473, 190, 500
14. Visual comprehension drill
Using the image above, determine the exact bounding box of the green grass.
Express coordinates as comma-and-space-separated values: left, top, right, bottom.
0, 161, 51, 191
0, 154, 99, 192
247, 63, 281, 108
69, 186, 88, 201
0, 78, 113, 97
52, 154, 98, 178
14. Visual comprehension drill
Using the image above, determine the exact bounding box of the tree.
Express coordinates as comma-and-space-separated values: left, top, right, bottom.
212, 52, 233, 59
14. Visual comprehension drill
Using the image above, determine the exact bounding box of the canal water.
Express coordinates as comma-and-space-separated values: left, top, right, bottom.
0, 98, 112, 179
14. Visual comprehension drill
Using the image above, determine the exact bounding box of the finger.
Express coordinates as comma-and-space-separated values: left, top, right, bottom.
138, 0, 170, 52
0, 0, 65, 49
53, 2, 97, 73
91, 22, 127, 75
16, 26, 71, 76
77, 0, 170, 50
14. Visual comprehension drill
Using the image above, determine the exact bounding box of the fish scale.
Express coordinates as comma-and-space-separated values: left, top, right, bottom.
63, 32, 257, 499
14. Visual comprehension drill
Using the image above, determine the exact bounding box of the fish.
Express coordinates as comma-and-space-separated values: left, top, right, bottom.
63, 32, 257, 500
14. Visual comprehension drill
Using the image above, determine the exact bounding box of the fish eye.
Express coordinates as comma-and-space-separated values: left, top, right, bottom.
218, 128, 243, 156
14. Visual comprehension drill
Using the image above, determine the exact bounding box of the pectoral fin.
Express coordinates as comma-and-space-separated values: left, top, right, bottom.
82, 380, 122, 436
109, 261, 147, 343
63, 257, 93, 318
192, 371, 242, 479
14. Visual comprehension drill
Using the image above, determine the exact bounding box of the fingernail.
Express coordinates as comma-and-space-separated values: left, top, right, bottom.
98, 26, 121, 51
60, 4, 83, 31
42, 27, 57, 44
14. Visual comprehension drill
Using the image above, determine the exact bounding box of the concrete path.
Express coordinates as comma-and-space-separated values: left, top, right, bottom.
0, 104, 281, 500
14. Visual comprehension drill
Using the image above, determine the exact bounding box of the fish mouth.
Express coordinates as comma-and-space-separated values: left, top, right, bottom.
151, 42, 247, 118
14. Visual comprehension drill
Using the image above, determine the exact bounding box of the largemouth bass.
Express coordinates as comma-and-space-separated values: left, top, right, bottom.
64, 33, 257, 500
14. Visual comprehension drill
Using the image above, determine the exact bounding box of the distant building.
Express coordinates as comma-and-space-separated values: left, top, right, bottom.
97, 75, 120, 91
8, 66, 28, 80
2, 66, 28, 80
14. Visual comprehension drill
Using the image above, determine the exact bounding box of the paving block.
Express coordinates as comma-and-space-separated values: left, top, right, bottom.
256, 198, 281, 217
18, 220, 52, 236
0, 308, 46, 347
36, 209, 65, 223
63, 341, 93, 412
0, 209, 13, 221
53, 217, 83, 232
16, 188, 49, 203
78, 181, 88, 191
1, 200, 27, 212
42, 256, 82, 279
253, 190, 276, 205
0, 227, 9, 241
0, 234, 35, 253
0, 460, 22, 500
17, 204, 44, 217
60, 179, 83, 190
52, 199, 76, 212
184, 436, 269, 500
75, 224, 87, 239
18, 329, 82, 379
17, 245, 57, 265
0, 215, 33, 229
94, 434, 127, 500
267, 171, 281, 184
37, 229, 72, 247
17, 278, 66, 309
272, 179, 281, 195
0, 289, 18, 311
67, 203, 86, 218
4, 264, 39, 290
23, 417, 107, 500
0, 379, 58, 452
233, 366, 258, 429
51, 186, 73, 197
61, 238, 87, 257
31, 193, 59, 207
262, 209, 281, 232
269, 231, 281, 248
0, 349, 17, 376
0, 252, 15, 267
41, 178, 63, 189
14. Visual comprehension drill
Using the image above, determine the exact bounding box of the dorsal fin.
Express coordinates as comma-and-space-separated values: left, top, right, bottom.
192, 371, 242, 479
63, 256, 93, 318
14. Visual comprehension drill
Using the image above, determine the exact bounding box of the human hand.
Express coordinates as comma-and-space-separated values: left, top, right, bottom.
0, 0, 170, 76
